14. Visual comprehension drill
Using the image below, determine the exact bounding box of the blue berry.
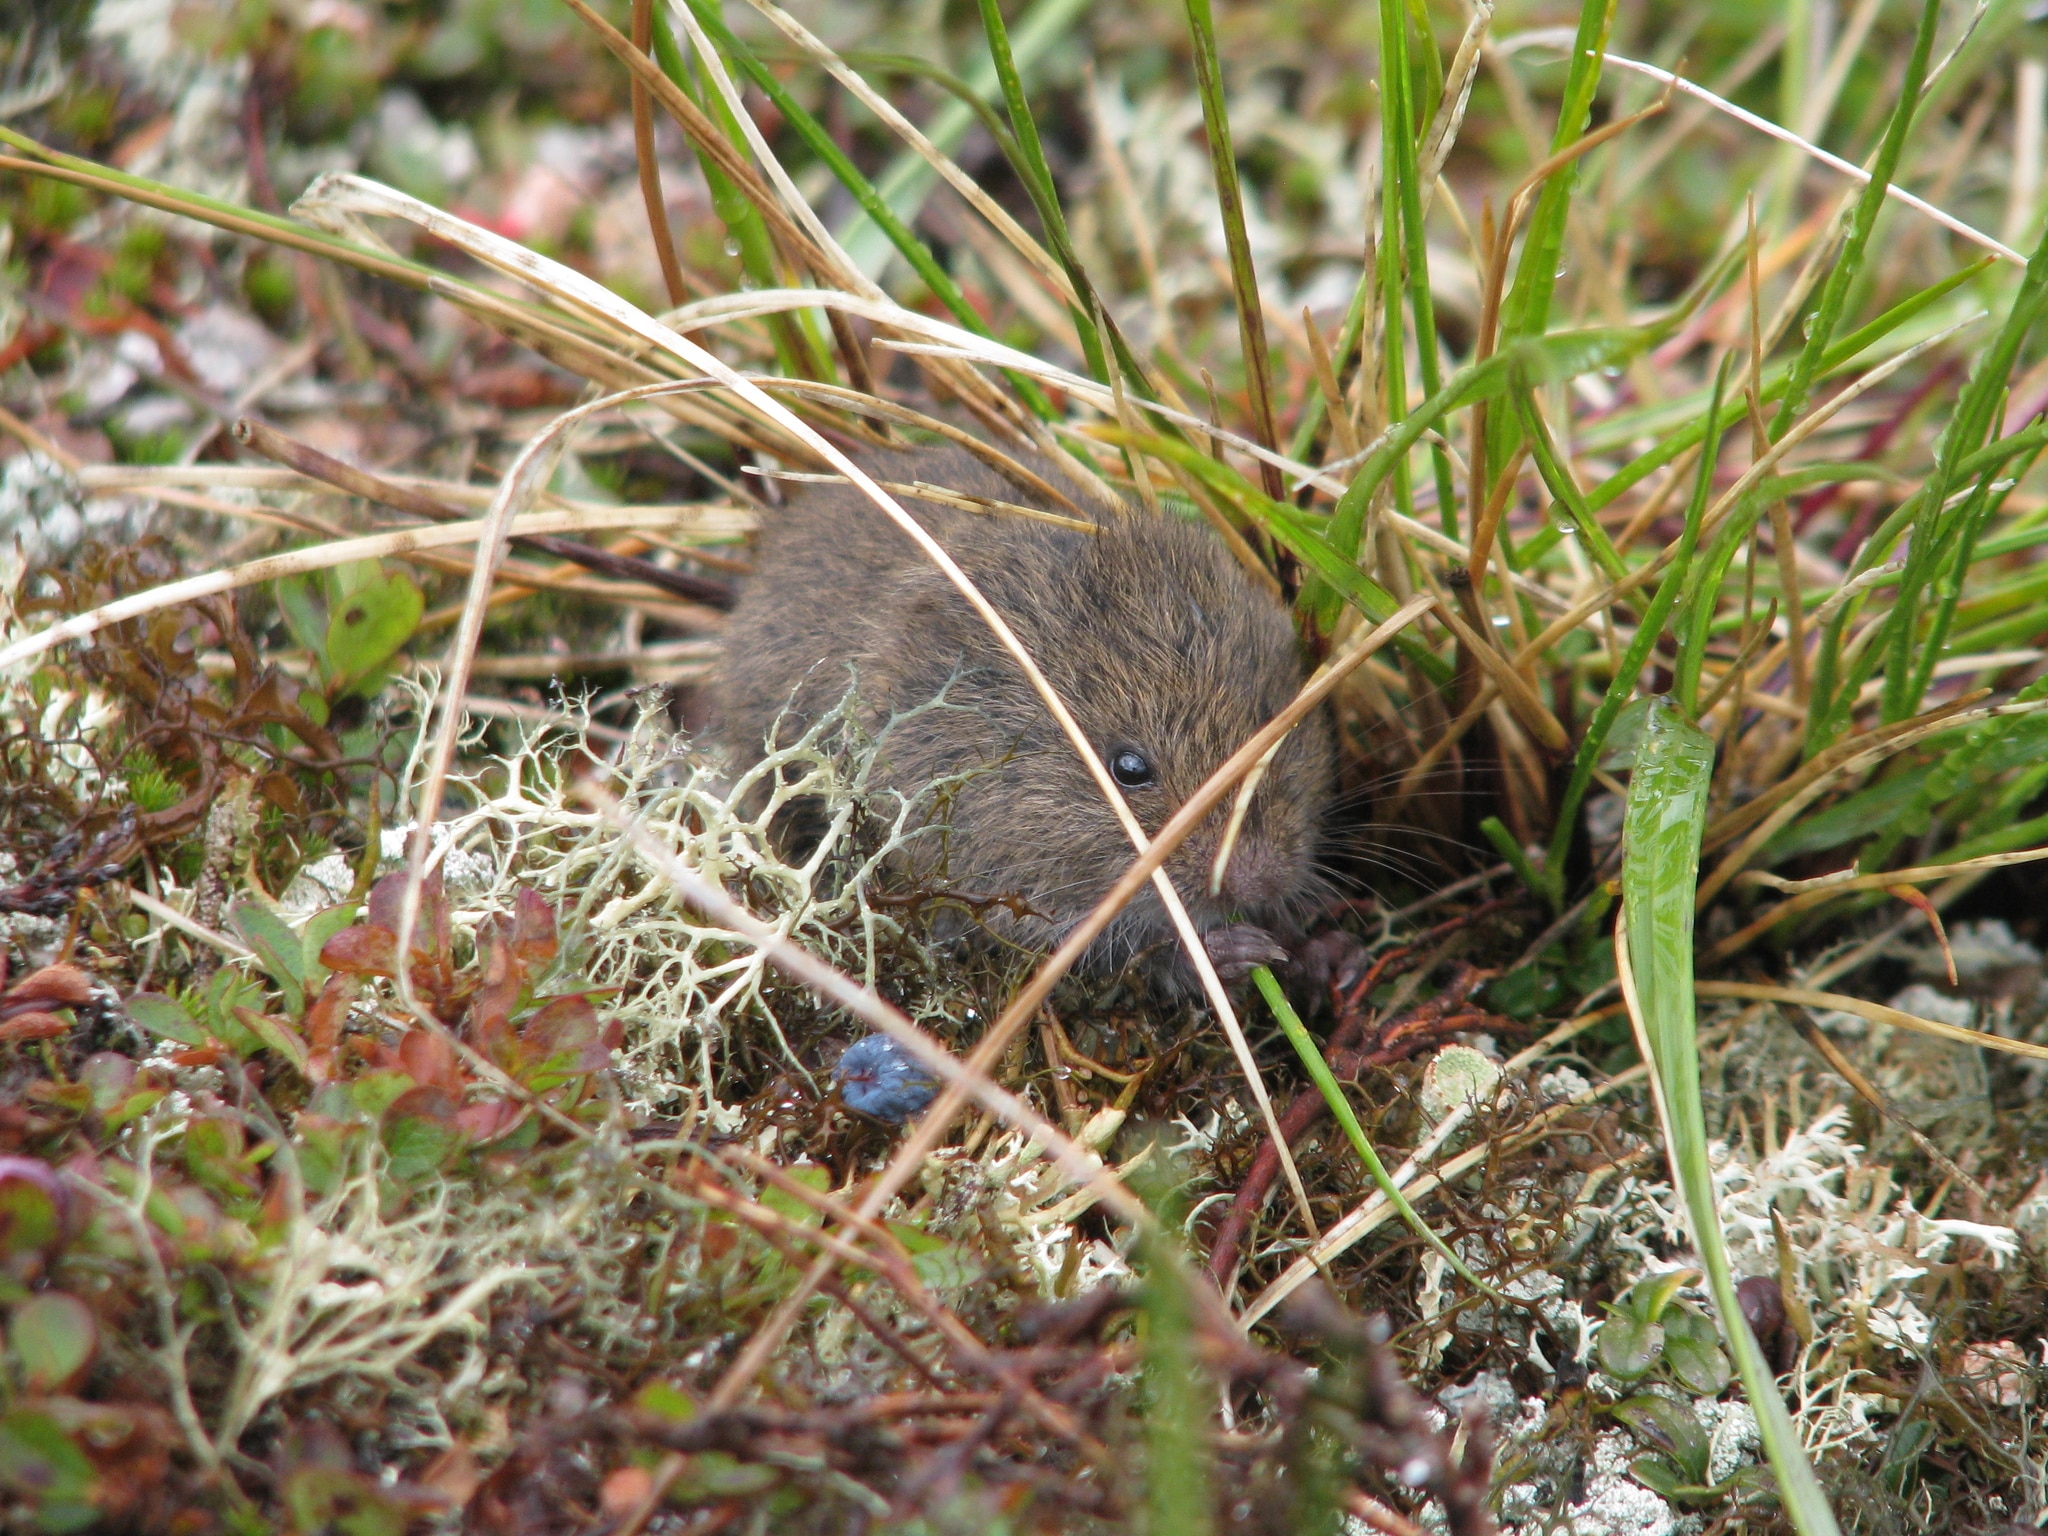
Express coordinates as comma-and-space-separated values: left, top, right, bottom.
834, 1034, 942, 1123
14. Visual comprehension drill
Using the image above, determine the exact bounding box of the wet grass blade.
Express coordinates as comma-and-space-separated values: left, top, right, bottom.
649, 10, 817, 378
1619, 700, 1843, 1536
1585, 258, 1990, 512
1492, 0, 1617, 345
834, 0, 1092, 274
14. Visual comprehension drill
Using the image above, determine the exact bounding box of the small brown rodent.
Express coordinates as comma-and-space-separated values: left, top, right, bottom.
712, 442, 1334, 982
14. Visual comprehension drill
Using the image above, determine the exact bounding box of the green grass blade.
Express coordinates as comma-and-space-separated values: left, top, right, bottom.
1769, 0, 1943, 436
1493, 0, 1617, 343
1137, 1217, 1216, 1536
1100, 427, 1451, 683
1185, 0, 1285, 498
1252, 967, 1505, 1302
1374, 0, 1459, 534
1621, 700, 1843, 1536
974, 0, 1111, 385
834, 0, 1091, 275
673, 0, 1055, 417
1329, 325, 1659, 564
1543, 358, 1730, 899
650, 11, 817, 378
1878, 220, 2048, 723
1584, 258, 1991, 512
1517, 389, 1626, 580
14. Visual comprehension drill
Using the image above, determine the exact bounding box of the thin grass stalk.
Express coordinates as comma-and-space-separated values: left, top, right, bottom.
1769, 0, 1943, 435
1183, 0, 1286, 500
1877, 221, 2048, 724
1374, 0, 1460, 535
1490, 0, 1617, 342
1287, 237, 1377, 463
1252, 966, 1506, 1300
1617, 703, 1843, 1536
631, 0, 691, 307
662, 0, 1057, 417
649, 9, 814, 378
1542, 358, 1730, 901
974, 0, 1110, 385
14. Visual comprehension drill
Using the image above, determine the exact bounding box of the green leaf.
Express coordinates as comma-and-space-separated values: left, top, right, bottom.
322, 565, 422, 697
1623, 1268, 1698, 1327
273, 572, 328, 662
1623, 697, 1843, 1536
634, 1380, 698, 1423
299, 903, 361, 991
1597, 1308, 1664, 1380
102, 1090, 165, 1132
233, 1007, 310, 1079
760, 1166, 829, 1227
122, 993, 206, 1047
0, 1410, 96, 1529
10, 1292, 97, 1392
1662, 1305, 1733, 1395
381, 1087, 463, 1185
1611, 1394, 1710, 1486
228, 899, 306, 1016
282, 1465, 409, 1536
0, 1165, 61, 1260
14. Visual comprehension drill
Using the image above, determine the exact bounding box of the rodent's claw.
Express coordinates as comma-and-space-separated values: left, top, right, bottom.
1202, 923, 1291, 981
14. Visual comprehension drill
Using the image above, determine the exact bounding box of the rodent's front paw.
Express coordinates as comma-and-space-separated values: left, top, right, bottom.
1202, 923, 1291, 981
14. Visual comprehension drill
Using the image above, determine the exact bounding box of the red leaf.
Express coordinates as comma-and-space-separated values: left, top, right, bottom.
385, 1083, 461, 1126
302, 975, 357, 1057
0, 1012, 70, 1042
455, 1099, 525, 1142
520, 994, 611, 1074
367, 868, 450, 967
507, 886, 557, 964
320, 924, 397, 977
2, 964, 94, 1010
398, 1028, 464, 1094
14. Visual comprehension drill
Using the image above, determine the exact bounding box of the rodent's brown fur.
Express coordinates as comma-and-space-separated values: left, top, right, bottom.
711, 443, 1334, 979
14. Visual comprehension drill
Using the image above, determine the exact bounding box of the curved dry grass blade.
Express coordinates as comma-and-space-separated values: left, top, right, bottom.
1696, 982, 2048, 1060
1497, 34, 2025, 265
0, 507, 701, 673
632, 0, 690, 307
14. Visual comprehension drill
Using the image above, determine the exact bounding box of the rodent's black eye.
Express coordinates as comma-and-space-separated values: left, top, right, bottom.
1109, 748, 1156, 788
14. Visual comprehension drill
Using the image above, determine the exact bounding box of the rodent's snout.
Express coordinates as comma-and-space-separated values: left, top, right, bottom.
1213, 840, 1294, 910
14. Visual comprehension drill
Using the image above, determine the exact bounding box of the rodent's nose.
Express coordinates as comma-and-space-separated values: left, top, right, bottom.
1216, 842, 1291, 910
